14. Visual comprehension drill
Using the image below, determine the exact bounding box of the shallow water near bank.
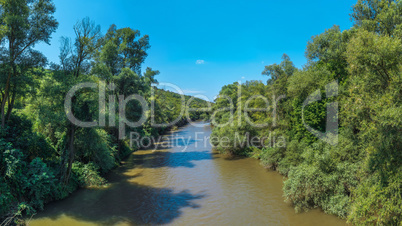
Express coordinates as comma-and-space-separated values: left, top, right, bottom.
28, 122, 346, 226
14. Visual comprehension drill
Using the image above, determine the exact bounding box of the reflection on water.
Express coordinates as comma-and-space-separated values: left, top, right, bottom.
28, 122, 346, 225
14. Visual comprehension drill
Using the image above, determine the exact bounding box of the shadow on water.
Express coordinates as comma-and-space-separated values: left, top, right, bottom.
30, 125, 213, 225
31, 162, 206, 225
220, 154, 248, 161
127, 150, 217, 169
30, 137, 210, 225
125, 129, 216, 169
150, 133, 198, 149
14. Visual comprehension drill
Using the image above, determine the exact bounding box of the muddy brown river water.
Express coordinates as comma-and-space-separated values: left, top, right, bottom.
28, 122, 346, 226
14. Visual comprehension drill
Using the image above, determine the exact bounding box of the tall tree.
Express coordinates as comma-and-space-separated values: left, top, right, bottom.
72, 17, 101, 77
351, 0, 402, 36
60, 18, 101, 184
93, 25, 150, 78
262, 53, 296, 95
0, 0, 58, 127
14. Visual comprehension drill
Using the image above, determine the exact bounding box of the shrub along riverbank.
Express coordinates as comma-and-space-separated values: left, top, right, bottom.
0, 1, 210, 223
211, 0, 402, 224
0, 87, 210, 224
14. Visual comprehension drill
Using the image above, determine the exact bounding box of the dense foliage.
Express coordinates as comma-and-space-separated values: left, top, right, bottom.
0, 1, 210, 224
212, 0, 402, 224
0, 0, 400, 225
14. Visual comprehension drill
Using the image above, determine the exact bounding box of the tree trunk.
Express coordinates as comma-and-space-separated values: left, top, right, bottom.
63, 123, 75, 185
1, 73, 12, 127
5, 86, 16, 122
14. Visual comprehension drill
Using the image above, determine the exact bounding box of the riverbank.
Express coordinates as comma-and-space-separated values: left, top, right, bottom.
17, 120, 198, 224
28, 122, 346, 225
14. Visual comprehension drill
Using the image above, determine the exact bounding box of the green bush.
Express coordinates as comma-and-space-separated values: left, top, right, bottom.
0, 145, 57, 222
24, 158, 58, 210
72, 162, 107, 187
283, 159, 359, 218
349, 170, 402, 225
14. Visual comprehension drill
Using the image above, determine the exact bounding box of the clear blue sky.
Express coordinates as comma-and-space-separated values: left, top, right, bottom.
37, 0, 356, 101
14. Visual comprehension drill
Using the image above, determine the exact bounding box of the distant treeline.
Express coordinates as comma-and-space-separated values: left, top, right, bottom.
0, 0, 210, 224
211, 0, 402, 224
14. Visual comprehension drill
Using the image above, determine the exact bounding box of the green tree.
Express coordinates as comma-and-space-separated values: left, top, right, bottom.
351, 0, 402, 36
0, 0, 58, 127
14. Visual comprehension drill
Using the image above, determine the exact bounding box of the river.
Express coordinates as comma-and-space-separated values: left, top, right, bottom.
28, 122, 346, 226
